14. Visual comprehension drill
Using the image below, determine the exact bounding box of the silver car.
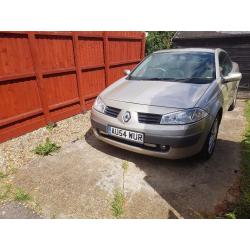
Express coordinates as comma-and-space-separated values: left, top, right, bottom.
91, 48, 242, 160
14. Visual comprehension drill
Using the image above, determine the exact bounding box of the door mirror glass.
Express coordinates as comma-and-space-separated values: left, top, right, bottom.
124, 69, 131, 76
223, 72, 242, 83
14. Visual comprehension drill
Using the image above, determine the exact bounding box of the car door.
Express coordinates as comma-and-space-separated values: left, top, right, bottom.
219, 51, 234, 109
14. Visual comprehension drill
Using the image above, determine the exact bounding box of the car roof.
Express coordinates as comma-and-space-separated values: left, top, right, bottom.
153, 48, 216, 54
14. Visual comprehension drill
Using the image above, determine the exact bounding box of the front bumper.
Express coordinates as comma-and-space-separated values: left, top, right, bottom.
91, 108, 213, 159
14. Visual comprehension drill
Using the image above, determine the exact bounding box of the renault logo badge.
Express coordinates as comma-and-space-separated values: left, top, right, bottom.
122, 111, 131, 123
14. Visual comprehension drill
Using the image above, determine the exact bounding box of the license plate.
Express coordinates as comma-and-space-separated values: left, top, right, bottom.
107, 126, 144, 144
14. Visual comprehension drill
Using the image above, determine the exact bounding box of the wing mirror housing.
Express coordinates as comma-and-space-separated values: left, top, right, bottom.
123, 69, 131, 76
222, 72, 242, 83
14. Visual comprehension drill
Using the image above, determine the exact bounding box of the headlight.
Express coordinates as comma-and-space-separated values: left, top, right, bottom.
160, 108, 208, 125
93, 96, 106, 113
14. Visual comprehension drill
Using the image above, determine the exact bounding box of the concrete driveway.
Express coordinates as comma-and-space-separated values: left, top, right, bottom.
10, 100, 246, 218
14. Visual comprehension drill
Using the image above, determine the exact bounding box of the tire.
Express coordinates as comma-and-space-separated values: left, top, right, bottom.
228, 97, 236, 111
199, 116, 220, 160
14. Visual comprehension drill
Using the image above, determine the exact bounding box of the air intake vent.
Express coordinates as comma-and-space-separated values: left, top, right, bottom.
104, 106, 121, 118
138, 112, 162, 124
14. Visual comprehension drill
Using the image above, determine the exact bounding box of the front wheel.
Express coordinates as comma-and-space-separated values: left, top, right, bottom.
199, 116, 220, 160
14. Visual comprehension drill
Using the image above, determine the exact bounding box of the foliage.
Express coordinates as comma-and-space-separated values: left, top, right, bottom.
234, 101, 250, 218
46, 123, 57, 132
146, 31, 176, 55
33, 138, 60, 156
225, 211, 236, 219
225, 101, 250, 218
0, 171, 6, 179
111, 161, 129, 218
111, 190, 125, 218
122, 160, 129, 173
14, 188, 31, 201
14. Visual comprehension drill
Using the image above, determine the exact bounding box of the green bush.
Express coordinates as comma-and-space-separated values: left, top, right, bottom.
146, 31, 176, 55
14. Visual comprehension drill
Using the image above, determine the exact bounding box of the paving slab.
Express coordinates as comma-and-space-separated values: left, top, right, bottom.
10, 100, 246, 218
0, 202, 41, 219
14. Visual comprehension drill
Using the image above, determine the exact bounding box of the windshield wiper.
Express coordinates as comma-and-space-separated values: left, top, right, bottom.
142, 77, 179, 81
174, 77, 214, 82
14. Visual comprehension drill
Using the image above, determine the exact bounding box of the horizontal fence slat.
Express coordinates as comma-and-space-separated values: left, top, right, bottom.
43, 67, 76, 76
48, 98, 80, 111
84, 92, 99, 100
0, 72, 36, 82
0, 108, 43, 127
80, 64, 105, 71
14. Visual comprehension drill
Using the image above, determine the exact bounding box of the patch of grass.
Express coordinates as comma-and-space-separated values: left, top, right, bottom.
230, 101, 250, 218
111, 190, 125, 218
33, 137, 60, 156
14, 188, 31, 201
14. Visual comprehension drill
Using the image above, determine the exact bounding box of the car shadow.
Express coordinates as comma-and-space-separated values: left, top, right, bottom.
85, 128, 241, 218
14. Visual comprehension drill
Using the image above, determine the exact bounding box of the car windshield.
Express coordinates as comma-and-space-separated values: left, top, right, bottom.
128, 51, 216, 84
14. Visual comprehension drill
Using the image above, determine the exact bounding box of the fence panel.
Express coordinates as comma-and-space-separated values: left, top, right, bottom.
0, 31, 145, 142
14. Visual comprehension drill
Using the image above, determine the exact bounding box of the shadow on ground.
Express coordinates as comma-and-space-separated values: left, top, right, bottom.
85, 128, 241, 218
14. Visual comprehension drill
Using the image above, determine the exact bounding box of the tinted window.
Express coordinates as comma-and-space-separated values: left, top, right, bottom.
129, 52, 216, 84
219, 52, 232, 76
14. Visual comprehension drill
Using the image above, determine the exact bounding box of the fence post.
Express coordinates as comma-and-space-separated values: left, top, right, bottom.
103, 32, 110, 87
141, 32, 146, 59
72, 32, 86, 111
28, 32, 50, 124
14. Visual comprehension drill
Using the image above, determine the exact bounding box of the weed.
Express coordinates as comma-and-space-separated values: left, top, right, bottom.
122, 161, 129, 194
111, 161, 129, 218
46, 123, 56, 132
234, 101, 250, 218
225, 212, 236, 219
0, 171, 6, 179
14, 188, 31, 201
111, 190, 125, 218
33, 137, 60, 156
226, 101, 250, 218
51, 213, 57, 219
122, 160, 129, 173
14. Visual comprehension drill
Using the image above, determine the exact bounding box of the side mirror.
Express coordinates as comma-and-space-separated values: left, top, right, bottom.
123, 69, 131, 76
223, 72, 242, 83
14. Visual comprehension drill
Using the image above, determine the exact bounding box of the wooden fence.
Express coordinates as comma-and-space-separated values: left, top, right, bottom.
0, 31, 145, 143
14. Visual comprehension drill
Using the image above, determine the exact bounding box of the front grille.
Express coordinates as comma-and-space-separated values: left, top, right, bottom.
104, 106, 121, 118
138, 112, 162, 124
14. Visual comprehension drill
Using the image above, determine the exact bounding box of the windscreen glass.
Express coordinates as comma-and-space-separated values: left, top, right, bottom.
129, 52, 216, 84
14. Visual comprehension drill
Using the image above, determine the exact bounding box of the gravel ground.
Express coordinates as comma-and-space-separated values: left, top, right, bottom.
0, 112, 91, 174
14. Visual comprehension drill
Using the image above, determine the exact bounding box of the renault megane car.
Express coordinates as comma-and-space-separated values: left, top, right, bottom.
91, 48, 242, 160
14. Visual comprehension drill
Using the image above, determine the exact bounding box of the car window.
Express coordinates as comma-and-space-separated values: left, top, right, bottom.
219, 52, 232, 76
128, 52, 216, 84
